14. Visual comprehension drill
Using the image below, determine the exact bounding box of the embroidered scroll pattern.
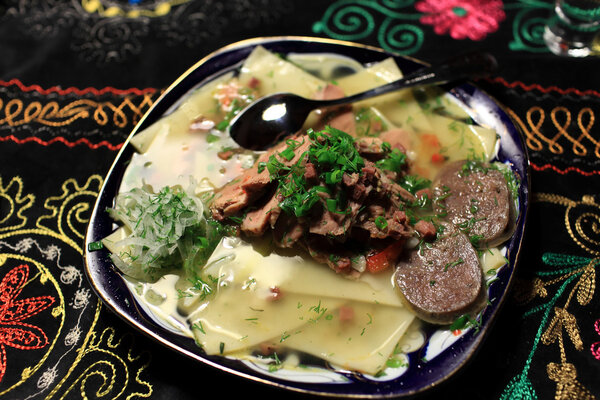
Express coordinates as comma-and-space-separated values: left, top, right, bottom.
503, 0, 553, 53
506, 106, 600, 160
2, 0, 293, 64
0, 175, 152, 399
312, 0, 425, 55
502, 194, 599, 400
313, 0, 555, 54
0, 84, 159, 149
0, 92, 157, 130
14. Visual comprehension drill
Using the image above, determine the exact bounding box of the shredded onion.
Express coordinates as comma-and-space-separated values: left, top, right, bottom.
107, 181, 230, 281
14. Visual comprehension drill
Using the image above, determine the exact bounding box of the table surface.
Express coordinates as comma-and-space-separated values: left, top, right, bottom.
0, 1, 599, 399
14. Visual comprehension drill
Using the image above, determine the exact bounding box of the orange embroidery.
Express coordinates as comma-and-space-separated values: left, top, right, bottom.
0, 94, 156, 129
506, 106, 600, 158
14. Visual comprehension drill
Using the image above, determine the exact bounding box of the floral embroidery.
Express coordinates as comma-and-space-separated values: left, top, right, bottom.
592, 319, 600, 360
0, 264, 55, 383
415, 0, 505, 40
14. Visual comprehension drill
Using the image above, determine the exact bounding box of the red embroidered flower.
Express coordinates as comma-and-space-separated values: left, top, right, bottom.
416, 0, 505, 41
0, 264, 55, 382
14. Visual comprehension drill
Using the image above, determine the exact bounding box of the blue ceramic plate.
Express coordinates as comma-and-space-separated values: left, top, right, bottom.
84, 37, 529, 398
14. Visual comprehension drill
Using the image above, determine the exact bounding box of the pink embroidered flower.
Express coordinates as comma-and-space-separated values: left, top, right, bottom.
416, 0, 505, 41
592, 319, 600, 361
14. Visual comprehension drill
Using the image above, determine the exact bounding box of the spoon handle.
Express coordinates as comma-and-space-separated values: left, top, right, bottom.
315, 52, 497, 108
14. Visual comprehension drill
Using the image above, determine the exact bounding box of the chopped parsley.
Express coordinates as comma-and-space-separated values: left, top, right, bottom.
375, 147, 407, 173
258, 126, 413, 219
443, 258, 464, 272
374, 216, 388, 230
449, 313, 481, 332
399, 174, 431, 194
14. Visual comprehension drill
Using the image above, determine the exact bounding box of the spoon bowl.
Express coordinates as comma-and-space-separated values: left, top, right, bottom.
229, 51, 497, 150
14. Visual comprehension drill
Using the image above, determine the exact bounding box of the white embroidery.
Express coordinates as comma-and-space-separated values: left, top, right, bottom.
41, 244, 60, 261
14, 238, 34, 252
36, 366, 57, 390
59, 265, 81, 286
64, 326, 81, 346
71, 288, 90, 309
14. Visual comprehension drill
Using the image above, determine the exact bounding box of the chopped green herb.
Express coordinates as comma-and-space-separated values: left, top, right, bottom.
444, 258, 464, 272
399, 175, 431, 194
374, 216, 388, 230
192, 321, 205, 334
449, 313, 481, 332
206, 133, 220, 143
375, 148, 406, 173
386, 358, 408, 369
185, 273, 219, 301
268, 352, 282, 372
87, 241, 104, 251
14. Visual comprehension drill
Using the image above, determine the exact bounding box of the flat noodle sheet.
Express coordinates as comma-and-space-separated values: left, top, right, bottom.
190, 291, 343, 355
335, 58, 432, 133
239, 46, 327, 98
120, 74, 246, 193
283, 302, 414, 375
187, 239, 413, 373
203, 240, 404, 307
130, 72, 234, 154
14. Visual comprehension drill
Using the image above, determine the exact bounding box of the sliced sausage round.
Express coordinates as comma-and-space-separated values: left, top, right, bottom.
433, 160, 511, 247
394, 228, 486, 324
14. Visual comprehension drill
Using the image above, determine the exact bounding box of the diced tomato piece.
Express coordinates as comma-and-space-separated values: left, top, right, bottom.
431, 153, 445, 163
366, 251, 391, 273
217, 150, 234, 160
366, 239, 405, 273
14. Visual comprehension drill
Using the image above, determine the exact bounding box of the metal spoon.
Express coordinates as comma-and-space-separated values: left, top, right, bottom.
228, 52, 497, 150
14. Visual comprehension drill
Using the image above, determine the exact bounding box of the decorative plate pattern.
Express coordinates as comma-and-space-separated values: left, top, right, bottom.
83, 36, 530, 397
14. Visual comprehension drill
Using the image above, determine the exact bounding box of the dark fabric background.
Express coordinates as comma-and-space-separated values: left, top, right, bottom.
0, 1, 598, 399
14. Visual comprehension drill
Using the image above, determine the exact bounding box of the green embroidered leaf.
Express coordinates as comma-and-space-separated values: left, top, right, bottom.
500, 373, 538, 400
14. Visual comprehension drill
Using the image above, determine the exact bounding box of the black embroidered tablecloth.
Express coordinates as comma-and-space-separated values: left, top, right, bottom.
0, 1, 599, 399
